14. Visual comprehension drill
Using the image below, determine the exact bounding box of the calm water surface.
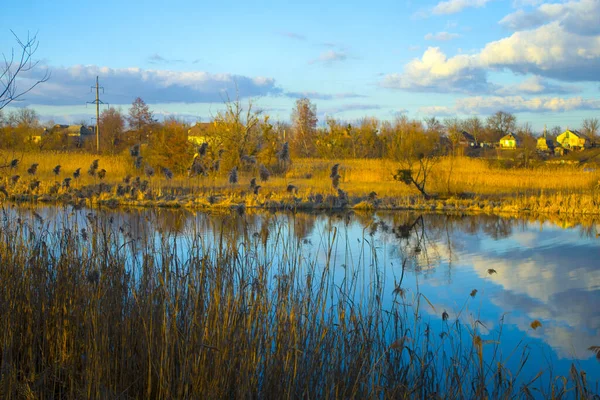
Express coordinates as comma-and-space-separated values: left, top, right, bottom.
7, 205, 600, 389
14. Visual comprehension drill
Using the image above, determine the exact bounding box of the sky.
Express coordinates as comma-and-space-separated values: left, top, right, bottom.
1, 0, 600, 131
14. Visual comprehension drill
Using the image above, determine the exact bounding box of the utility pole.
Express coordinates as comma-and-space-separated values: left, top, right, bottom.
87, 76, 107, 153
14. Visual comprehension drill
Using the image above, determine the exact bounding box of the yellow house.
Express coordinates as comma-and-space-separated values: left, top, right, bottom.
187, 122, 211, 145
536, 126, 554, 152
499, 133, 518, 149
556, 129, 589, 150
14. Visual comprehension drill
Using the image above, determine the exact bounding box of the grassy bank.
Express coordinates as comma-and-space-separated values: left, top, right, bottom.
1, 151, 599, 214
0, 206, 597, 398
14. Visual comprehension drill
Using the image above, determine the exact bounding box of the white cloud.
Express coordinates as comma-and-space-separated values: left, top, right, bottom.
424, 31, 461, 41
310, 50, 349, 64
500, 0, 600, 36
380, 47, 495, 93
418, 105, 455, 116
455, 95, 600, 113
383, 1, 600, 94
19, 64, 281, 106
433, 0, 493, 15
478, 22, 600, 80
496, 76, 582, 95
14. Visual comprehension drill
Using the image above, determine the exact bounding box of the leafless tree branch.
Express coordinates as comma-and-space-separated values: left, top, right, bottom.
0, 30, 50, 110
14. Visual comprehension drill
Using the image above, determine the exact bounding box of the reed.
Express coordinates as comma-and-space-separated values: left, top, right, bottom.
0, 206, 596, 398
1, 151, 600, 214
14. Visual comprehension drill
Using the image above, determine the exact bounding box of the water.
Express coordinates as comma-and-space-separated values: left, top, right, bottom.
4, 204, 600, 391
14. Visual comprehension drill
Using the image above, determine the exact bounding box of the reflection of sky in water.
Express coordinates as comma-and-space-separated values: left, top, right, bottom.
6, 206, 600, 387
303, 212, 600, 385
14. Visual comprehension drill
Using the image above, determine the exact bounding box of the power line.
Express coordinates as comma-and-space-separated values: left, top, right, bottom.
86, 76, 108, 153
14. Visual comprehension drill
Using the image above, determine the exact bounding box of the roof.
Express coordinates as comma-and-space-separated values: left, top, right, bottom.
67, 125, 91, 132
188, 122, 211, 136
460, 131, 476, 142
499, 133, 516, 141
564, 129, 590, 141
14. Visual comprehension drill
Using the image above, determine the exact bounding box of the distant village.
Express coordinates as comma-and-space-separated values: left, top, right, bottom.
454, 128, 595, 155
14, 110, 600, 160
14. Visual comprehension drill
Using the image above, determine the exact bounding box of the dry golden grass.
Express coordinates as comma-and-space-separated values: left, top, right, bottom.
2, 151, 599, 213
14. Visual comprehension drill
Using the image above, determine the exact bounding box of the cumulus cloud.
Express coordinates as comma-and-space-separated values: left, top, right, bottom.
455, 95, 600, 113
380, 47, 496, 93
496, 76, 582, 95
310, 50, 349, 64
383, 1, 600, 94
478, 22, 600, 81
500, 0, 600, 36
419, 95, 600, 115
18, 64, 281, 106
433, 0, 493, 15
424, 31, 461, 41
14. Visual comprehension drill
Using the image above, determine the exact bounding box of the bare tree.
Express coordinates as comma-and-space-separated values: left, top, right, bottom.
582, 118, 599, 143
461, 116, 484, 143
486, 111, 516, 141
128, 97, 155, 143
290, 98, 318, 157
393, 120, 443, 199
100, 107, 126, 154
1, 31, 50, 110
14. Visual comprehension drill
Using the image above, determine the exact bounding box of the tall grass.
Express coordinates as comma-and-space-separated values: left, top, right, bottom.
0, 205, 596, 398
3, 151, 598, 198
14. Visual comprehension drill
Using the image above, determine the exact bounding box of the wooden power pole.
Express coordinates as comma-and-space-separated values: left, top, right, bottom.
87, 76, 106, 153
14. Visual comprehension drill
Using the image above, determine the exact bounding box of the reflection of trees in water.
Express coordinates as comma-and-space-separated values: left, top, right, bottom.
480, 215, 514, 240
289, 212, 317, 243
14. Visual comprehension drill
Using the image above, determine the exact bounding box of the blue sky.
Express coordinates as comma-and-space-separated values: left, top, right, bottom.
1, 0, 600, 131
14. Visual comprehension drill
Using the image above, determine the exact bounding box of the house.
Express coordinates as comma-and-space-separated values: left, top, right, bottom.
66, 125, 93, 137
499, 133, 518, 149
536, 126, 554, 152
556, 129, 589, 150
458, 131, 478, 147
187, 122, 211, 145
28, 127, 48, 144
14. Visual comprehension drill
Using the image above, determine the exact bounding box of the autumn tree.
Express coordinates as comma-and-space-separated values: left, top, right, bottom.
146, 118, 193, 173
444, 117, 462, 152
354, 117, 384, 158
392, 118, 443, 199
486, 111, 516, 141
517, 122, 537, 165
1, 107, 40, 149
582, 118, 599, 143
128, 97, 155, 143
207, 98, 263, 172
290, 98, 318, 157
100, 107, 126, 154
1, 31, 50, 110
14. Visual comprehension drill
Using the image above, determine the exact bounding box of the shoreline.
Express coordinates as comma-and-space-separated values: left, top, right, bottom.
3, 188, 600, 217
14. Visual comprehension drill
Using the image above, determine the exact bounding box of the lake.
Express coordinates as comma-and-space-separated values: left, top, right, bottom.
2, 204, 599, 396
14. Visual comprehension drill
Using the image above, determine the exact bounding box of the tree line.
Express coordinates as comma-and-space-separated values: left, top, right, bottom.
1, 97, 599, 173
